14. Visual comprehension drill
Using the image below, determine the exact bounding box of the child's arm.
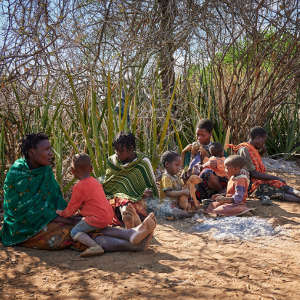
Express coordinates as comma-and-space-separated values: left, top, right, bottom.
216, 179, 247, 204
165, 189, 189, 199
250, 170, 285, 183
202, 159, 218, 170
56, 185, 83, 218
199, 146, 210, 162
182, 144, 193, 153
186, 175, 202, 208
211, 193, 225, 201
215, 195, 234, 204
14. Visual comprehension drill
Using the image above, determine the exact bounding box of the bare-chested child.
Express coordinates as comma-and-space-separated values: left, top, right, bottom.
160, 151, 202, 211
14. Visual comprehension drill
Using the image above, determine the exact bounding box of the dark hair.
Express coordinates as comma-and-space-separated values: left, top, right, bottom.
224, 155, 246, 169
209, 142, 224, 157
20, 133, 49, 160
250, 126, 267, 140
73, 153, 91, 168
196, 119, 213, 133
112, 132, 136, 151
161, 151, 180, 168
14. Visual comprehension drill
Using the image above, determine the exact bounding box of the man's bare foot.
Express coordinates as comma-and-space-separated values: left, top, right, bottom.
122, 209, 135, 229
129, 213, 156, 245
125, 203, 142, 228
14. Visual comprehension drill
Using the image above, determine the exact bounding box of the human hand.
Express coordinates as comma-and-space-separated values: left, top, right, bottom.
192, 163, 202, 175
211, 194, 222, 201
209, 159, 217, 169
143, 188, 153, 199
183, 189, 190, 197
56, 210, 63, 216
183, 144, 193, 153
215, 195, 225, 202
277, 177, 286, 184
240, 168, 250, 178
199, 147, 209, 160
259, 144, 267, 155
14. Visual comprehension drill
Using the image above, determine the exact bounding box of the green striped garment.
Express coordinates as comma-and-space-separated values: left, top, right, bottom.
103, 153, 158, 202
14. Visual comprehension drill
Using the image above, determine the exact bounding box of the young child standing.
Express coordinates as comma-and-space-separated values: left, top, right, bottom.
205, 155, 252, 216
56, 153, 114, 257
160, 151, 196, 210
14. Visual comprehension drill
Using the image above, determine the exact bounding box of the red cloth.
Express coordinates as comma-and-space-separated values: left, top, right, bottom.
60, 177, 114, 228
227, 142, 285, 192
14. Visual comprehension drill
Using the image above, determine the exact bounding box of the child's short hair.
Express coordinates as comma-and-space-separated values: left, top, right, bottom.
20, 133, 49, 160
73, 153, 91, 168
161, 151, 180, 168
250, 126, 267, 140
209, 142, 224, 157
196, 119, 213, 133
112, 132, 136, 150
224, 155, 246, 169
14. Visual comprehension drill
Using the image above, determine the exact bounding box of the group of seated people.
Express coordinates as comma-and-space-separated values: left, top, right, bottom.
1, 119, 300, 257
160, 119, 300, 216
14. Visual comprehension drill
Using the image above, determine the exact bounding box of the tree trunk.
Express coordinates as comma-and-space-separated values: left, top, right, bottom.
158, 0, 176, 100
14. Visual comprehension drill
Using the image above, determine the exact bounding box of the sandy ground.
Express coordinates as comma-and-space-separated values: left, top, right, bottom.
1, 171, 300, 300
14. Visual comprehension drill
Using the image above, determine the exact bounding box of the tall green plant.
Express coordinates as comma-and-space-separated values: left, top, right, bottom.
265, 92, 300, 157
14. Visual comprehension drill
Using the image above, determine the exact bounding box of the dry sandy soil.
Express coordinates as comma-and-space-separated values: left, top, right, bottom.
1, 171, 300, 300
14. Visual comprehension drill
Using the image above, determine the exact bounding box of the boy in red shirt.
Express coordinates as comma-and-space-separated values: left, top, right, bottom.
56, 153, 114, 257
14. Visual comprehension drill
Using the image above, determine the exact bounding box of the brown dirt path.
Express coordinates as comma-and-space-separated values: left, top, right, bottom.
1, 172, 300, 300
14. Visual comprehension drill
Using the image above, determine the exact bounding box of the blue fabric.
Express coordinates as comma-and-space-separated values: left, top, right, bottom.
233, 185, 246, 204
189, 153, 201, 170
70, 219, 98, 238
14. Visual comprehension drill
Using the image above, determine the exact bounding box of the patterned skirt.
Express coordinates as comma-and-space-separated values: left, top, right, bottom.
20, 218, 102, 252
196, 169, 228, 200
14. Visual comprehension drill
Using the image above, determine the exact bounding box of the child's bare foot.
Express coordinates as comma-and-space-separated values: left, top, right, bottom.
80, 245, 104, 257
129, 213, 156, 245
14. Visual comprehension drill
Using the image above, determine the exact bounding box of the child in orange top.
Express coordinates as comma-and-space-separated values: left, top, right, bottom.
206, 155, 252, 216
56, 153, 114, 257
